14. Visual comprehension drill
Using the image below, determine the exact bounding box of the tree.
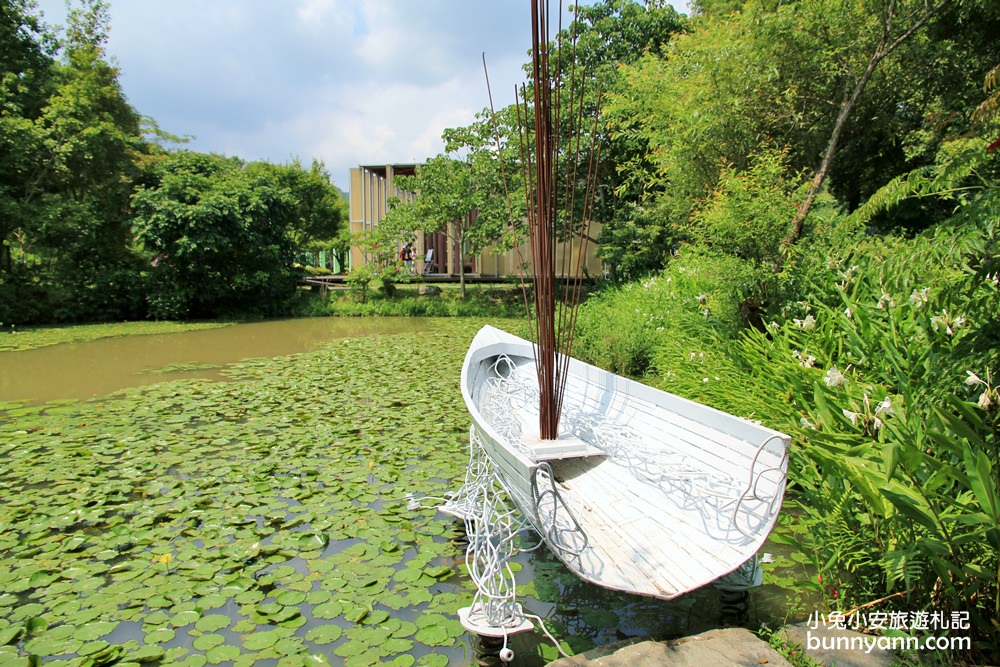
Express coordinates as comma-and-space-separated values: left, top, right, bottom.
0, 0, 56, 272
1, 0, 147, 322
131, 152, 299, 319
785, 0, 954, 244
262, 159, 346, 248
607, 0, 999, 263
392, 140, 520, 297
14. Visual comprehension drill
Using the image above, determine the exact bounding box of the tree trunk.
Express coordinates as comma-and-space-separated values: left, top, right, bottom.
458, 240, 467, 298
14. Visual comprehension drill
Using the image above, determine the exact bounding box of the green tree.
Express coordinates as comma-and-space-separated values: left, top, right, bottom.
131, 151, 299, 319
556, 0, 685, 278
608, 0, 999, 261
392, 146, 519, 297
1, 0, 147, 322
0, 0, 56, 273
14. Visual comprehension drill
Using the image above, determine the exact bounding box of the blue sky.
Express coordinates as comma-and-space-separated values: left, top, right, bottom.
33, 0, 688, 191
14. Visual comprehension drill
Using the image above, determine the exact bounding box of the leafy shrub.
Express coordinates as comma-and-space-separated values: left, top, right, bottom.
574, 211, 1000, 658
574, 248, 755, 376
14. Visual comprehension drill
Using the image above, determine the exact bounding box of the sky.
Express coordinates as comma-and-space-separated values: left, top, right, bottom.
33, 1, 688, 192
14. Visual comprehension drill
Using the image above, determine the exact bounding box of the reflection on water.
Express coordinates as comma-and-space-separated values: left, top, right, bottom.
0, 317, 433, 405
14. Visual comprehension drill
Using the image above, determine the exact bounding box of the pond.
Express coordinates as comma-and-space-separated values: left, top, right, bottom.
0, 318, 434, 405
0, 317, 806, 667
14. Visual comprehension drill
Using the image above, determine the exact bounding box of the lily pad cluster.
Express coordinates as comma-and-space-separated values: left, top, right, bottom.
0, 317, 749, 667
0, 321, 493, 666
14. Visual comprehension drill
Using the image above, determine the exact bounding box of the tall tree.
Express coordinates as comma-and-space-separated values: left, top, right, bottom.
0, 0, 56, 271
785, 0, 953, 244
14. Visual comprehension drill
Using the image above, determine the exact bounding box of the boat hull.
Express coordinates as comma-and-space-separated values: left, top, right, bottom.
460, 325, 790, 600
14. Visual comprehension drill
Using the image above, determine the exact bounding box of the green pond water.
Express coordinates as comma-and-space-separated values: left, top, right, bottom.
0, 317, 807, 666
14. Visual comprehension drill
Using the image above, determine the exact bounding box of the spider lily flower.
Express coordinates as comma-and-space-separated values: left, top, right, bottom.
965, 371, 983, 386
877, 290, 894, 309
931, 310, 966, 336
794, 315, 817, 331
909, 287, 930, 307
824, 366, 846, 387
979, 392, 993, 410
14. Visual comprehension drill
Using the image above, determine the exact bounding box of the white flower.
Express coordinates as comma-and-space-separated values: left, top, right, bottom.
800, 417, 815, 430
824, 366, 846, 387
792, 350, 816, 368
909, 287, 930, 307
877, 290, 894, 310
965, 371, 983, 386
979, 392, 993, 411
875, 396, 893, 415
794, 315, 817, 331
695, 293, 708, 304
702, 377, 710, 383
842, 409, 859, 426
845, 307, 853, 319
873, 417, 884, 430
931, 310, 966, 336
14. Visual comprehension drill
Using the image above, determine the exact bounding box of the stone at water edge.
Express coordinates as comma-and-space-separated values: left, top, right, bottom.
545, 628, 793, 666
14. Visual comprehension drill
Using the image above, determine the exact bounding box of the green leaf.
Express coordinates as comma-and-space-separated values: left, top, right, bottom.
304, 624, 343, 645
880, 486, 939, 533
242, 630, 280, 651
964, 447, 999, 521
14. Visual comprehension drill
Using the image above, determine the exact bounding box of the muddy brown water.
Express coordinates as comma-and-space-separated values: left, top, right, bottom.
0, 317, 432, 405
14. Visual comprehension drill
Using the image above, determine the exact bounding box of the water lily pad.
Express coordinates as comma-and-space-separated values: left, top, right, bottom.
312, 601, 343, 619
0, 626, 24, 646
304, 624, 343, 645
170, 610, 200, 628
242, 629, 280, 651
192, 634, 225, 651
274, 590, 306, 606
414, 624, 450, 646
581, 608, 619, 629
194, 615, 230, 633
127, 645, 166, 663
205, 644, 240, 664
74, 620, 118, 641
144, 627, 175, 644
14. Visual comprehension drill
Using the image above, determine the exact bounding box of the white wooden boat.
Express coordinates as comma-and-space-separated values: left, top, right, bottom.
460, 324, 790, 600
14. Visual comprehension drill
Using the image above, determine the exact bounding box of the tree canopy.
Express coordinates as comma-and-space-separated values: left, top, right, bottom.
0, 0, 346, 324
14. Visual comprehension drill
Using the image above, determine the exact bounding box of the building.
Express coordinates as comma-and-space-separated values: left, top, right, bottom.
348, 162, 602, 278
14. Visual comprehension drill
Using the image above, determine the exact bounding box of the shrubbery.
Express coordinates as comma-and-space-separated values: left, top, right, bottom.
573, 217, 1000, 658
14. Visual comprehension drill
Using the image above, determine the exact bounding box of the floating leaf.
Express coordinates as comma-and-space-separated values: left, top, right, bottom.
192, 634, 225, 651
194, 615, 231, 633
0, 625, 24, 646
414, 624, 450, 646
242, 630, 280, 651
304, 624, 343, 645
205, 644, 240, 664
74, 621, 117, 642
312, 601, 343, 619
170, 610, 200, 628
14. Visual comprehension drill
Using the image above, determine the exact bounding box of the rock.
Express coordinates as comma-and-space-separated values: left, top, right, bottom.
545, 628, 793, 666
780, 622, 898, 667
418, 284, 442, 296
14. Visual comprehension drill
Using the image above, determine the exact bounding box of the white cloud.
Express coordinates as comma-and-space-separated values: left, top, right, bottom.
31, 0, 690, 189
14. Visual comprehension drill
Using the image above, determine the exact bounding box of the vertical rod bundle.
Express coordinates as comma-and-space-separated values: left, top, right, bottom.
487, 0, 602, 440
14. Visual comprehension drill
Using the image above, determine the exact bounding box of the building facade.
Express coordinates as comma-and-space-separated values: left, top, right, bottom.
348, 162, 602, 278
